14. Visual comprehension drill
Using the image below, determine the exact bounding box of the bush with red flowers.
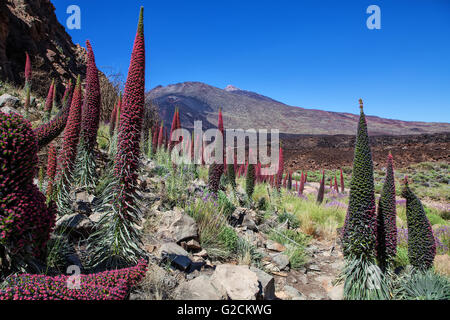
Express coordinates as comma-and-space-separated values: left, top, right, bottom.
0, 112, 56, 274
0, 259, 147, 300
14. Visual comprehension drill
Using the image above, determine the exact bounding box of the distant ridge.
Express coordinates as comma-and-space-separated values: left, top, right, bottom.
146, 81, 450, 136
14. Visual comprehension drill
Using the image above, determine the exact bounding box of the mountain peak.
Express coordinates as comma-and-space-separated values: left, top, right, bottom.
224, 85, 241, 92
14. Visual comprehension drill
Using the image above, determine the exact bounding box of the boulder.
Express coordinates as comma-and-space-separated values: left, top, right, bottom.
271, 253, 290, 271
75, 201, 92, 215
0, 94, 20, 109
242, 214, 258, 231
157, 209, 198, 243
0, 106, 20, 115
283, 285, 305, 300
158, 242, 192, 271
266, 240, 286, 252
327, 284, 344, 300
55, 213, 94, 237
210, 264, 260, 300
89, 211, 108, 224
173, 275, 227, 300
250, 267, 275, 300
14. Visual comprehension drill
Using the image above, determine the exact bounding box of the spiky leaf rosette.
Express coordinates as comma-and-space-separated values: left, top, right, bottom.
46, 143, 58, 200
376, 153, 397, 271
317, 171, 325, 204
401, 178, 436, 271
55, 77, 83, 215
0, 112, 56, 274
88, 8, 146, 268
75, 40, 101, 192
44, 79, 55, 121
34, 80, 73, 150
342, 100, 377, 260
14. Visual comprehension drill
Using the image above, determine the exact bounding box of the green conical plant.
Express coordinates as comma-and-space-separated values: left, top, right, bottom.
401, 176, 436, 271
376, 153, 397, 272
342, 100, 377, 259
246, 163, 255, 200
339, 100, 388, 300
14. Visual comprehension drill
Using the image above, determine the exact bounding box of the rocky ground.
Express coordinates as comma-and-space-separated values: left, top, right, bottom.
54, 156, 345, 301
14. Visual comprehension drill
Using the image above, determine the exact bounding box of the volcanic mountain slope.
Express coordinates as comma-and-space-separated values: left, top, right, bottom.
0, 0, 86, 98
146, 82, 450, 135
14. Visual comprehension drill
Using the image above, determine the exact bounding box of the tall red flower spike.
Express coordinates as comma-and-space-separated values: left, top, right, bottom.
79, 40, 101, 151
157, 121, 164, 148
59, 76, 83, 173
89, 8, 146, 267
24, 52, 32, 82
24, 52, 32, 114
340, 168, 345, 193
152, 124, 159, 152
34, 80, 73, 150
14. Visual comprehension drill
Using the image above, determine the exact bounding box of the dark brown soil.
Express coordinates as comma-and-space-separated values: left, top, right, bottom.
281, 132, 450, 171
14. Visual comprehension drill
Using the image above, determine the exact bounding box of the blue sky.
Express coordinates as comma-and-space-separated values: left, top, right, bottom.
54, 0, 450, 122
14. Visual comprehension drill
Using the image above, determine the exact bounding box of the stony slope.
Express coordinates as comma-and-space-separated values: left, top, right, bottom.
147, 82, 450, 136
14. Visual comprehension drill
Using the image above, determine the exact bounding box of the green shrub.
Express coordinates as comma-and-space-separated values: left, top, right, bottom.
218, 226, 239, 252
218, 191, 235, 218
257, 197, 268, 211
277, 212, 300, 229
269, 229, 310, 269
394, 246, 409, 269
426, 211, 446, 226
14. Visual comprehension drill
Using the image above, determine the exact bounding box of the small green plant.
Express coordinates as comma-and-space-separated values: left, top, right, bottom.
218, 226, 239, 252
218, 191, 235, 218
269, 228, 310, 269
277, 212, 300, 229
394, 269, 450, 300
394, 246, 409, 269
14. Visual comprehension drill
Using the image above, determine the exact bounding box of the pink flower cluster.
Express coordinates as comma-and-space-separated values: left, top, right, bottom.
0, 112, 56, 259
34, 80, 73, 150
0, 260, 147, 300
